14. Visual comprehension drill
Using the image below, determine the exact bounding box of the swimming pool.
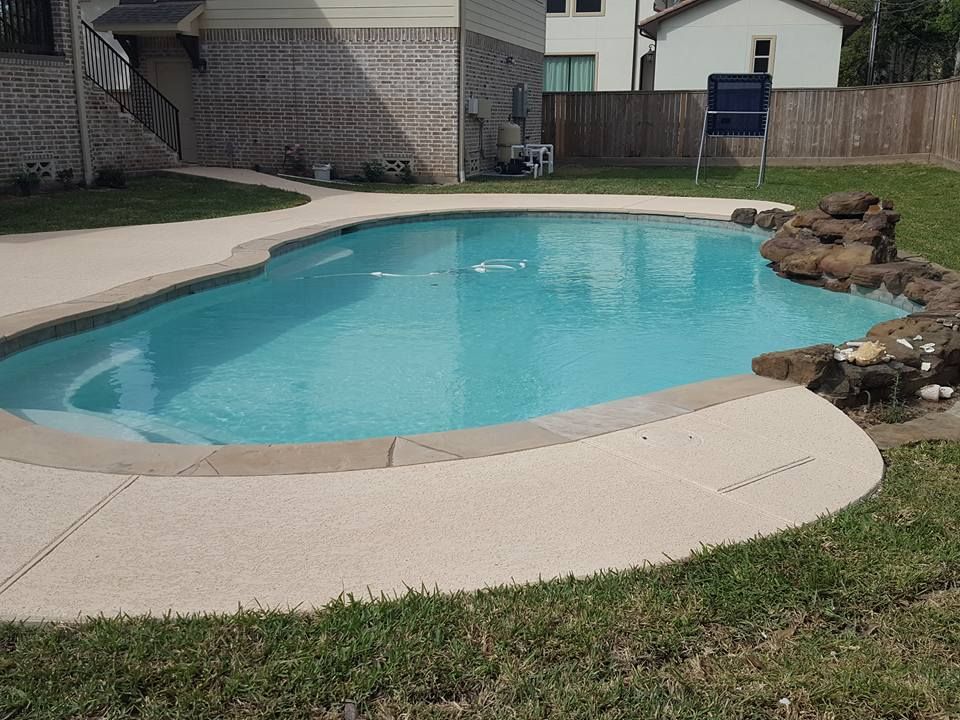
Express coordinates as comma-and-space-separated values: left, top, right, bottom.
0, 213, 904, 445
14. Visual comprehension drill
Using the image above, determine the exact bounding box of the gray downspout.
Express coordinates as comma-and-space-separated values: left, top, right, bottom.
457, 0, 467, 183
68, 0, 93, 185
631, 0, 641, 90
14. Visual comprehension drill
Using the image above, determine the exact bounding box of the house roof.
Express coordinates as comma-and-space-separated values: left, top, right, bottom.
639, 0, 863, 38
93, 1, 205, 33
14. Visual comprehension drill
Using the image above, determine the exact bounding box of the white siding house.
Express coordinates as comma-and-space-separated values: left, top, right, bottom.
640, 0, 862, 90
545, 0, 645, 91
465, 0, 548, 51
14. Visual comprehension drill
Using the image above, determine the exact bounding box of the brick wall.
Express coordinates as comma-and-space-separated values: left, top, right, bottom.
0, 0, 81, 182
192, 27, 461, 182
463, 31, 544, 175
84, 80, 181, 172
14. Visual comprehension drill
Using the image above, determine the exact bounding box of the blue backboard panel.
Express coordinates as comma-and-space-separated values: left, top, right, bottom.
706, 74, 772, 138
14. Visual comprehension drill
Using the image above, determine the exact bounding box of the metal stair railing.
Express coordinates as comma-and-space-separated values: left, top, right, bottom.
81, 21, 181, 157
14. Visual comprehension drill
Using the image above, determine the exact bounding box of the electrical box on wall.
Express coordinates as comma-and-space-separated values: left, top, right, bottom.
467, 97, 480, 115
512, 84, 528, 119
477, 99, 493, 120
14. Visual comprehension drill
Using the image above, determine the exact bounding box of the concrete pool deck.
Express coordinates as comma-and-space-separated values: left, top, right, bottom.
0, 169, 885, 621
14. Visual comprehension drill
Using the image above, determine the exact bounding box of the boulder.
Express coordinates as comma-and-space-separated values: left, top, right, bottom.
759, 228, 820, 263
731, 208, 758, 226
843, 223, 884, 246
925, 281, 960, 314
790, 209, 831, 228
811, 218, 860, 241
752, 344, 835, 387
877, 337, 923, 368
824, 277, 852, 293
816, 360, 905, 405
818, 191, 881, 217
755, 209, 795, 230
904, 277, 945, 305
847, 261, 923, 293
819, 244, 875, 279
779, 245, 835, 278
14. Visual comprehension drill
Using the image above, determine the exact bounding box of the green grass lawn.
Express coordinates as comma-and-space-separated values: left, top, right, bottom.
3, 442, 959, 719
317, 163, 960, 269
0, 173, 309, 235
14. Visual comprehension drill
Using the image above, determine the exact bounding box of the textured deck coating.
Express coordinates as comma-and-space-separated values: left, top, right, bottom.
0, 170, 883, 620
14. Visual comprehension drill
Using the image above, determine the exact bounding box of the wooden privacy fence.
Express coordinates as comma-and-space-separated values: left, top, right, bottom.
543, 77, 960, 168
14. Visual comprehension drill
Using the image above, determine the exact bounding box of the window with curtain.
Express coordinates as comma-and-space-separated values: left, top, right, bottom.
575, 0, 603, 13
544, 56, 596, 92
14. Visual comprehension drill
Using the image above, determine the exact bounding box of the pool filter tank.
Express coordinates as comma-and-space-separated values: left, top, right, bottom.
497, 122, 523, 173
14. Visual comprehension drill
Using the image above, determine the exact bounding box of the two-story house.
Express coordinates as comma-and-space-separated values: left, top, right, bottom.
545, 0, 651, 92
3, 0, 546, 185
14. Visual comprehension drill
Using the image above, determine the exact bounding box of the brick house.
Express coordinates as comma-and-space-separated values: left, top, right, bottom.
0, 0, 181, 184
80, 0, 548, 182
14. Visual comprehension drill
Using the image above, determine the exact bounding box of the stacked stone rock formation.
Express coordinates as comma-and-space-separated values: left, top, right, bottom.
732, 192, 960, 406
756, 191, 902, 289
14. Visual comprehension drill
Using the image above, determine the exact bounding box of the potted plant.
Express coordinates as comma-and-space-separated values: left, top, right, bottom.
13, 171, 41, 197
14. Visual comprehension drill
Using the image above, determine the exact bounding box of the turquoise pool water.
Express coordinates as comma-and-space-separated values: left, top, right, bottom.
0, 214, 904, 445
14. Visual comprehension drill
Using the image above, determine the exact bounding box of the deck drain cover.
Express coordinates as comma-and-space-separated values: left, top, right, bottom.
634, 427, 704, 448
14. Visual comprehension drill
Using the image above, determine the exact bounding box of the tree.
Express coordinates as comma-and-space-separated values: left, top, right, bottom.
836, 0, 960, 85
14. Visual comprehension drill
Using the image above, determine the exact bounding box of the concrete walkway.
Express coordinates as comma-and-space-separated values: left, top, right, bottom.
0, 170, 882, 621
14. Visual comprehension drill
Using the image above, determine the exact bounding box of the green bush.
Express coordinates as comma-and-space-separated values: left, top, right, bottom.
13, 171, 40, 197
362, 160, 386, 183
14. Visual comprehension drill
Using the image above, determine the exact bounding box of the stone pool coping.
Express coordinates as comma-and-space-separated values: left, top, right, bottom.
0, 207, 779, 476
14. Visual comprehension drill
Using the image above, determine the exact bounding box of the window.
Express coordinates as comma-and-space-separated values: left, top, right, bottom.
574, 0, 604, 14
544, 55, 596, 92
0, 0, 56, 55
751, 36, 775, 74
546, 0, 568, 14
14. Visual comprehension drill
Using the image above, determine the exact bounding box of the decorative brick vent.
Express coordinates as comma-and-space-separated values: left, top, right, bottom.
466, 152, 482, 176
383, 158, 413, 177
22, 157, 56, 180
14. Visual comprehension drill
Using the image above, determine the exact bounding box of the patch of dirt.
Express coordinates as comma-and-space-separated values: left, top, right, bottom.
846, 395, 958, 429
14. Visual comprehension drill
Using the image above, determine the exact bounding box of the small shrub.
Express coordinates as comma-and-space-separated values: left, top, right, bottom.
362, 160, 386, 183
399, 163, 415, 184
879, 372, 909, 424
13, 171, 41, 197
282, 144, 309, 177
95, 165, 127, 189
55, 167, 75, 188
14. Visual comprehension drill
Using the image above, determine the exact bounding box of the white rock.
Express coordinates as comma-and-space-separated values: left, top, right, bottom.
921, 362, 932, 372
941, 387, 955, 399
919, 385, 942, 402
897, 339, 914, 350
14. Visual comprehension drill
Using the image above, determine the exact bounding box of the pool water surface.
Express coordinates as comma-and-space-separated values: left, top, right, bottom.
0, 214, 904, 444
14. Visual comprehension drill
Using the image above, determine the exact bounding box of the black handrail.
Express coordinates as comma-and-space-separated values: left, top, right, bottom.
81, 21, 181, 157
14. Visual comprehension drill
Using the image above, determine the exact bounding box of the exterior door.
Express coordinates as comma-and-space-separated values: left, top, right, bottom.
150, 59, 198, 162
